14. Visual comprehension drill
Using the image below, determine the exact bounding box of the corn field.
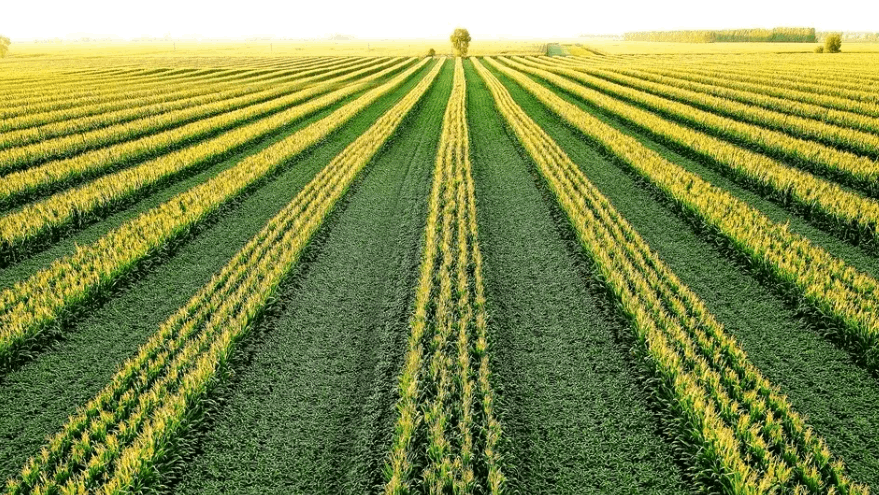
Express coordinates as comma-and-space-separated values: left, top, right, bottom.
2, 47, 879, 494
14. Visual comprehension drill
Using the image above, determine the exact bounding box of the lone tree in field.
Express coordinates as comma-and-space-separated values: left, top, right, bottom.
0, 36, 10, 58
825, 33, 842, 53
450, 28, 471, 57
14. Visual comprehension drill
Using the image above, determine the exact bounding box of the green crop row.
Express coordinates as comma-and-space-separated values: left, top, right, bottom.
0, 58, 432, 373
667, 63, 879, 102
0, 57, 335, 117
476, 56, 867, 495
384, 58, 504, 495
0, 57, 390, 173
582, 64, 879, 140
635, 66, 879, 118
0, 57, 372, 146
4, 57, 444, 495
505, 57, 879, 248
0, 58, 407, 213
544, 61, 879, 158
488, 54, 879, 384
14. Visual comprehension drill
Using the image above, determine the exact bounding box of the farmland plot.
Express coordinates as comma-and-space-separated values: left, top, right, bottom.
2, 48, 879, 494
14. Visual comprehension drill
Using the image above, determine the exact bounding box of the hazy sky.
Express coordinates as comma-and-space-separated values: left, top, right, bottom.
4, 0, 878, 40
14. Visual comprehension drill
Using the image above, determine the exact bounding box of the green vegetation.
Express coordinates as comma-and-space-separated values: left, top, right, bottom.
450, 28, 472, 57
2, 44, 879, 495
825, 33, 843, 52
480, 58, 879, 489
464, 59, 688, 493
625, 27, 817, 43
0, 60, 433, 484
174, 60, 454, 495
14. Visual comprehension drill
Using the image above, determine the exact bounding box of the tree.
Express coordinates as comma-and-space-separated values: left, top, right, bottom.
450, 28, 471, 57
427, 48, 436, 57
0, 36, 10, 58
825, 33, 842, 53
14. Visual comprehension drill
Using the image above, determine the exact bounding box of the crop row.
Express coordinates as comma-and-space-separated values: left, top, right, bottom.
631, 66, 879, 119
0, 57, 346, 125
475, 57, 866, 494
598, 57, 879, 95
524, 57, 879, 162
384, 58, 504, 495
0, 66, 222, 104
0, 57, 375, 146
505, 57, 879, 247
3, 57, 444, 495
1, 64, 266, 94
565, 56, 879, 93
662, 63, 879, 102
0, 58, 385, 170
0, 66, 253, 114
1, 58, 360, 129
0, 58, 433, 373
0, 57, 408, 213
0, 57, 332, 112
576, 63, 879, 139
488, 55, 879, 380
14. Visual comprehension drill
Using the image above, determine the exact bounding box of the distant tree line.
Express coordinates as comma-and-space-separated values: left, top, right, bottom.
817, 31, 879, 42
624, 27, 816, 43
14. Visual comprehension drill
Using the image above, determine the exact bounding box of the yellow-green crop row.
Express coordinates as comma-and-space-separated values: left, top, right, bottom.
3, 57, 444, 495
634, 66, 879, 118
474, 57, 867, 495
0, 57, 374, 146
594, 57, 879, 95
0, 58, 358, 127
0, 58, 433, 373
568, 62, 879, 161
0, 58, 407, 212
384, 58, 504, 495
0, 67, 252, 114
0, 58, 389, 173
569, 56, 879, 91
667, 63, 879, 102
0, 57, 346, 124
0, 67, 221, 103
582, 64, 879, 139
0, 58, 334, 109
487, 55, 879, 374
0, 58, 407, 242
504, 57, 879, 246
719, 64, 879, 94
537, 57, 879, 117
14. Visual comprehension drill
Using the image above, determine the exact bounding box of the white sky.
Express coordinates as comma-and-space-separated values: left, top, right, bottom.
3, 0, 878, 40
